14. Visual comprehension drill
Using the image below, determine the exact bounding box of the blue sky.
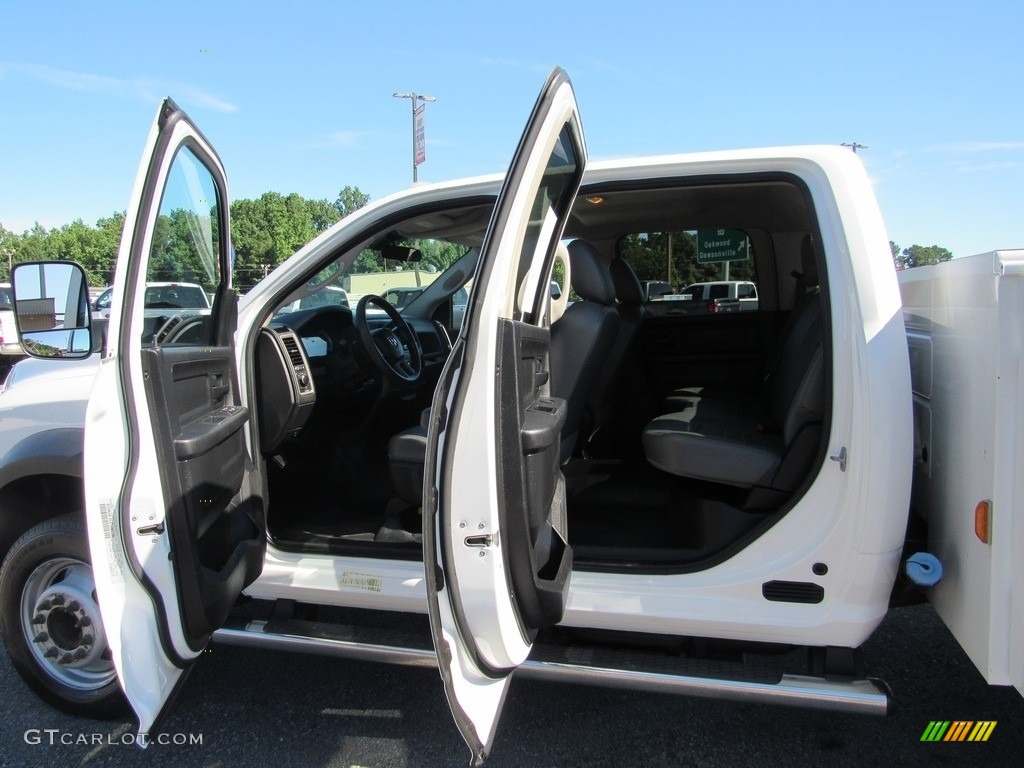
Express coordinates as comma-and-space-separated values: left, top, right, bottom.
1, 0, 1021, 258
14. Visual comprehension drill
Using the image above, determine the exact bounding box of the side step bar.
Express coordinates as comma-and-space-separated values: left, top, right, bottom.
212, 619, 889, 716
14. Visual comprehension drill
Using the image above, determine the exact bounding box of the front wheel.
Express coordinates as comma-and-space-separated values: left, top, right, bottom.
0, 514, 125, 718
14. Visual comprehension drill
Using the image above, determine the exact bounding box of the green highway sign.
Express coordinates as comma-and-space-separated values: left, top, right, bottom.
697, 229, 749, 264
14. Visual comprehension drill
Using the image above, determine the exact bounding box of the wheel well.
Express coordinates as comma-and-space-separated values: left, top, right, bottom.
0, 474, 83, 563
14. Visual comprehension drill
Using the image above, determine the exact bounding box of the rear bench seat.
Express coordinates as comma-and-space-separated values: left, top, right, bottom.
641, 236, 825, 495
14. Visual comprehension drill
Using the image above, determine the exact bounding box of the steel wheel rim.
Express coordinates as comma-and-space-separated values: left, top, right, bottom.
20, 556, 115, 692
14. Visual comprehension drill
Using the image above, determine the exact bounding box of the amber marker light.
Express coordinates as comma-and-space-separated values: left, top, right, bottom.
586, 196, 604, 205
974, 500, 992, 544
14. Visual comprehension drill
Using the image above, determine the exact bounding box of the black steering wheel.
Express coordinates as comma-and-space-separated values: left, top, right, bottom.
354, 295, 423, 386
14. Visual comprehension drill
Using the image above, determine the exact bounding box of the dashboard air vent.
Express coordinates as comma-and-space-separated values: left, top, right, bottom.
282, 335, 304, 367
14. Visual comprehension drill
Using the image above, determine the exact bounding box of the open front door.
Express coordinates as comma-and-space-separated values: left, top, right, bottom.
83, 100, 263, 742
423, 68, 586, 764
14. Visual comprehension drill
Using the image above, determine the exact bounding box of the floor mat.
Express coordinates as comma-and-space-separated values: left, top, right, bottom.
564, 458, 767, 565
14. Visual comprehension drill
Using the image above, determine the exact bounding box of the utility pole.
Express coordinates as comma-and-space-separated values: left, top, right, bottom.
841, 142, 868, 154
393, 92, 436, 183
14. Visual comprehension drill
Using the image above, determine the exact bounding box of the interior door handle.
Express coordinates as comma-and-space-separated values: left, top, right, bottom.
209, 373, 229, 401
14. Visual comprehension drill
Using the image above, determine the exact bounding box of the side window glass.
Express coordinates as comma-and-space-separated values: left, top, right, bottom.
515, 125, 580, 323
144, 146, 221, 345
618, 228, 757, 314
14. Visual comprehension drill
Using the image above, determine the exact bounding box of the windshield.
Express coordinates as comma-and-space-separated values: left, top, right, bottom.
274, 237, 477, 324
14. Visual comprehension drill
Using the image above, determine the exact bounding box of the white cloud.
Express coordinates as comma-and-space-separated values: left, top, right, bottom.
169, 83, 237, 114
2, 62, 237, 113
326, 130, 365, 148
925, 141, 1024, 154
956, 161, 1024, 174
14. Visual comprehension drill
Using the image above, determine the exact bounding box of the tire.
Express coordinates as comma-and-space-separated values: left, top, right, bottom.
0, 514, 126, 718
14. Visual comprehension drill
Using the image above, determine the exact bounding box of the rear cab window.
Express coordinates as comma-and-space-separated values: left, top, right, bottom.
617, 228, 758, 314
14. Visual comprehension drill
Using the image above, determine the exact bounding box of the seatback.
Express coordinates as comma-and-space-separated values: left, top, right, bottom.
766, 234, 824, 426
583, 257, 646, 436
550, 240, 620, 462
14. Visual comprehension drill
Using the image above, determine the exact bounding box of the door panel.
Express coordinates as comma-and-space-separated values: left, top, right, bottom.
495, 320, 569, 631
142, 344, 262, 644
84, 99, 261, 742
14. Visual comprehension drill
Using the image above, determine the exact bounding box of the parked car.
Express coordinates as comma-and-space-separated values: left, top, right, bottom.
1, 68, 1016, 764
678, 280, 759, 313
93, 281, 210, 313
640, 280, 673, 301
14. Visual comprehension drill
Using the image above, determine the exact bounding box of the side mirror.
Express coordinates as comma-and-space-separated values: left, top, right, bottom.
12, 262, 92, 359
550, 281, 562, 300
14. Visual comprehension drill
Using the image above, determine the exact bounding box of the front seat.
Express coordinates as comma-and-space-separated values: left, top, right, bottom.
549, 240, 620, 463
388, 240, 620, 506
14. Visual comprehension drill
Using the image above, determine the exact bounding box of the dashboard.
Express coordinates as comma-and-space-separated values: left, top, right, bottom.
254, 304, 452, 452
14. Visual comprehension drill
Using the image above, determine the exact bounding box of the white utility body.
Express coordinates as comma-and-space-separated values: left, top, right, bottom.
899, 251, 1024, 694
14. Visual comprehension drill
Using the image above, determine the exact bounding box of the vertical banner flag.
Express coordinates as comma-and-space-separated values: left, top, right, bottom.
414, 104, 426, 167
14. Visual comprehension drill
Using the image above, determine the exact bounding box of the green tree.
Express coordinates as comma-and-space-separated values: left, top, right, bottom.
335, 185, 370, 218
230, 197, 274, 288
2, 186, 369, 291
896, 244, 954, 270
0, 223, 18, 281
10, 223, 56, 265
305, 198, 341, 233
47, 219, 119, 286
415, 239, 467, 273
350, 248, 384, 274
93, 212, 126, 285
230, 192, 319, 289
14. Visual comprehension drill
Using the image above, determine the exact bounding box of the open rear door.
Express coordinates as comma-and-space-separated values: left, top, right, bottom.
422, 68, 586, 764
83, 100, 263, 742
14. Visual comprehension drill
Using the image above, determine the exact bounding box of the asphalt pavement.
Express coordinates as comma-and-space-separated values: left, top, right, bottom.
1, 603, 1022, 768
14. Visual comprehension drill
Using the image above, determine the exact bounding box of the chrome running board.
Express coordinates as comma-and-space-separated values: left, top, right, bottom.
213, 619, 889, 715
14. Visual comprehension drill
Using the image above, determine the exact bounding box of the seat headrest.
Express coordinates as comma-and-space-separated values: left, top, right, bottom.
801, 235, 820, 289
609, 258, 644, 306
567, 240, 616, 305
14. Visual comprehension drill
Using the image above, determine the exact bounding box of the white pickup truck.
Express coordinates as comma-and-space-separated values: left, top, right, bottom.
0, 69, 1019, 762
674, 280, 760, 314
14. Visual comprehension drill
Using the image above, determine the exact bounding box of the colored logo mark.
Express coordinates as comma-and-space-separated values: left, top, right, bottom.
920, 721, 996, 742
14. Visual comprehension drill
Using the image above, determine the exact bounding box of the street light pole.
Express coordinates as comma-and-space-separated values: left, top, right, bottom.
841, 142, 868, 154
393, 91, 436, 183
